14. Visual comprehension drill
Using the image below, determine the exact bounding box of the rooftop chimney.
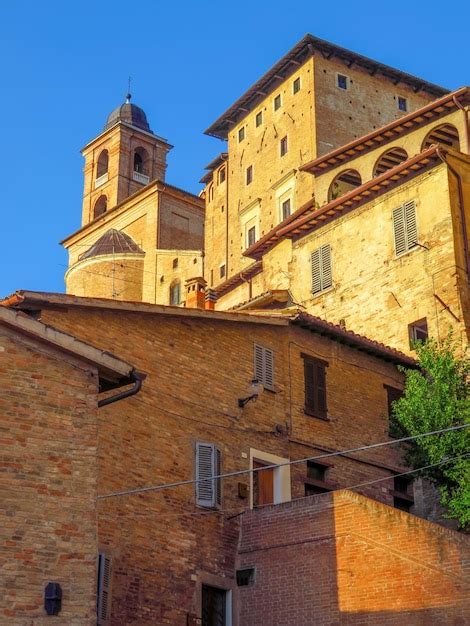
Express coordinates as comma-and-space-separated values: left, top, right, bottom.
185, 277, 206, 309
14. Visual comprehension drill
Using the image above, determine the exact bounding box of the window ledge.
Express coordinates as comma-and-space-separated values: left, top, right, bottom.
394, 244, 420, 260
311, 286, 334, 299
304, 408, 329, 421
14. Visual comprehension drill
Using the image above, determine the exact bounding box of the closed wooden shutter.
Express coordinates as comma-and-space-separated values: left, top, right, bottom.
196, 443, 221, 508
303, 354, 328, 419
97, 553, 112, 624
254, 344, 275, 391
311, 245, 332, 294
393, 201, 417, 255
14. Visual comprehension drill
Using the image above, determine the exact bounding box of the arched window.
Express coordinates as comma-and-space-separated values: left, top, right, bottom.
421, 124, 460, 151
207, 183, 214, 202
93, 195, 107, 219
169, 280, 181, 306
133, 147, 149, 175
96, 149, 109, 178
328, 169, 362, 201
373, 147, 408, 177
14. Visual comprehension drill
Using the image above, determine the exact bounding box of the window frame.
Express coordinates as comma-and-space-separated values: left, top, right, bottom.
218, 166, 226, 185
195, 442, 222, 509
408, 318, 428, 347
254, 343, 275, 391
311, 244, 333, 295
301, 353, 329, 420
273, 93, 282, 111
336, 73, 349, 90
255, 110, 263, 127
280, 135, 288, 157
384, 384, 404, 438
238, 126, 245, 143
219, 264, 226, 279
393, 200, 418, 257
397, 95, 408, 112
281, 197, 291, 220
293, 76, 301, 94
246, 164, 253, 185
247, 225, 256, 248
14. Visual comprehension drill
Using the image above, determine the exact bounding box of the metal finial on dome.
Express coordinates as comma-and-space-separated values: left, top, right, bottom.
125, 76, 132, 103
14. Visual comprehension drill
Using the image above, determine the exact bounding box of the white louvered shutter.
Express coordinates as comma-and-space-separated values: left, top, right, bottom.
196, 443, 221, 508
311, 245, 332, 293
320, 245, 332, 290
311, 248, 322, 293
404, 200, 417, 249
393, 206, 406, 255
254, 344, 274, 390
97, 553, 112, 624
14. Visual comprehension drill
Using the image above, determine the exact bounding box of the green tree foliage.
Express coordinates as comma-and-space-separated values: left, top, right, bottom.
392, 334, 470, 528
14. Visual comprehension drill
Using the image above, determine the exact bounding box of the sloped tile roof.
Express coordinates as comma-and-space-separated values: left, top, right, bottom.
78, 229, 145, 261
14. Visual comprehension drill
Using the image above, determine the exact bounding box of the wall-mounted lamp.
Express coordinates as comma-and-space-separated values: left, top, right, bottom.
238, 379, 264, 408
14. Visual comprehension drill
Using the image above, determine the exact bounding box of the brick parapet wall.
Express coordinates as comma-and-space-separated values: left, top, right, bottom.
238, 490, 470, 625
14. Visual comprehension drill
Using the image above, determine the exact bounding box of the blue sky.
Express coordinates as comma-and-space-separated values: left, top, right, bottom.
0, 0, 468, 296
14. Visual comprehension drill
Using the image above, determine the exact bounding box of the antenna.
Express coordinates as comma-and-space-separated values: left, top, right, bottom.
125, 76, 132, 103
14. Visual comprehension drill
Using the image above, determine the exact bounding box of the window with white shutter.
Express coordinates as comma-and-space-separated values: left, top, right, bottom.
195, 443, 222, 508
254, 344, 275, 391
97, 553, 112, 624
311, 244, 332, 295
393, 200, 417, 256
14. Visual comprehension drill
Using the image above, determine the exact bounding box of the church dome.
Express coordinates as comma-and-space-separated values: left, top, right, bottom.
104, 94, 152, 133
79, 229, 145, 261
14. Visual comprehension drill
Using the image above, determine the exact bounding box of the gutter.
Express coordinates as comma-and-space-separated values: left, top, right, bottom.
98, 370, 146, 408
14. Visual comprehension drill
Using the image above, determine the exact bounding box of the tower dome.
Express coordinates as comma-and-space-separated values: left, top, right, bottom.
104, 93, 152, 133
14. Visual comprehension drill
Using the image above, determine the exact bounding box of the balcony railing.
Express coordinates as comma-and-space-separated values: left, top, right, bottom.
133, 171, 150, 185
95, 172, 108, 188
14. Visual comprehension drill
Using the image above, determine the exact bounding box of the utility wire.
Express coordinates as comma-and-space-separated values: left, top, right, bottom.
118, 451, 470, 519
97, 423, 470, 500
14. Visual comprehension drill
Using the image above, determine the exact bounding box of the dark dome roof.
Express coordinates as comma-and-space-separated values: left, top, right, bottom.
79, 229, 145, 261
104, 95, 152, 133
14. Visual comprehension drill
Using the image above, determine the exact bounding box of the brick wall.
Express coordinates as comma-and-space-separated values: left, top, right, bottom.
0, 328, 99, 625
33, 303, 413, 624
238, 490, 470, 625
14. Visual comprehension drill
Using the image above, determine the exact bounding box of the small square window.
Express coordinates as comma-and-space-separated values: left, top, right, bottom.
408, 318, 428, 347
236, 568, 255, 587
281, 198, 291, 220
255, 111, 263, 127
238, 126, 245, 142
337, 74, 348, 90
293, 77, 301, 94
307, 461, 327, 482
274, 94, 282, 111
398, 96, 408, 112
247, 225, 256, 247
246, 165, 253, 185
280, 136, 288, 157
220, 264, 226, 279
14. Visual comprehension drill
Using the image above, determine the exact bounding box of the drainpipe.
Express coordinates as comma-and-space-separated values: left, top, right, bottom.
98, 370, 146, 408
224, 153, 230, 276
452, 96, 470, 154
436, 147, 470, 281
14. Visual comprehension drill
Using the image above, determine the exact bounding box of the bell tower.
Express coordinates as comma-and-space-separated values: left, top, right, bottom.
80, 93, 172, 226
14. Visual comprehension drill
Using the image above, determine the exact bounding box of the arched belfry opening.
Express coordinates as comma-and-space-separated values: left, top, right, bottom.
96, 149, 109, 178
93, 195, 107, 219
373, 147, 408, 177
421, 124, 460, 151
328, 169, 362, 201
133, 147, 149, 176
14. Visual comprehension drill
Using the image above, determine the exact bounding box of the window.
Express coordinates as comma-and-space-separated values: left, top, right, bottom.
393, 200, 417, 256
409, 318, 428, 346
238, 126, 245, 142
274, 93, 282, 111
207, 184, 214, 202
172, 258, 178, 269
202, 584, 227, 626
195, 442, 222, 508
93, 195, 107, 219
397, 96, 408, 112
393, 475, 414, 512
281, 198, 291, 220
254, 343, 275, 391
337, 74, 348, 90
133, 147, 148, 174
293, 77, 301, 94
302, 354, 328, 419
280, 136, 288, 157
305, 460, 331, 496
255, 111, 263, 127
97, 553, 112, 625
246, 165, 253, 185
218, 166, 226, 184
384, 384, 404, 438
247, 225, 256, 248
236, 568, 255, 587
219, 264, 226, 279
169, 280, 181, 305
96, 149, 109, 178
311, 244, 332, 294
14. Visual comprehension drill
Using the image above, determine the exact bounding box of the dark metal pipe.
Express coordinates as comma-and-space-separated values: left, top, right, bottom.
98, 371, 146, 408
